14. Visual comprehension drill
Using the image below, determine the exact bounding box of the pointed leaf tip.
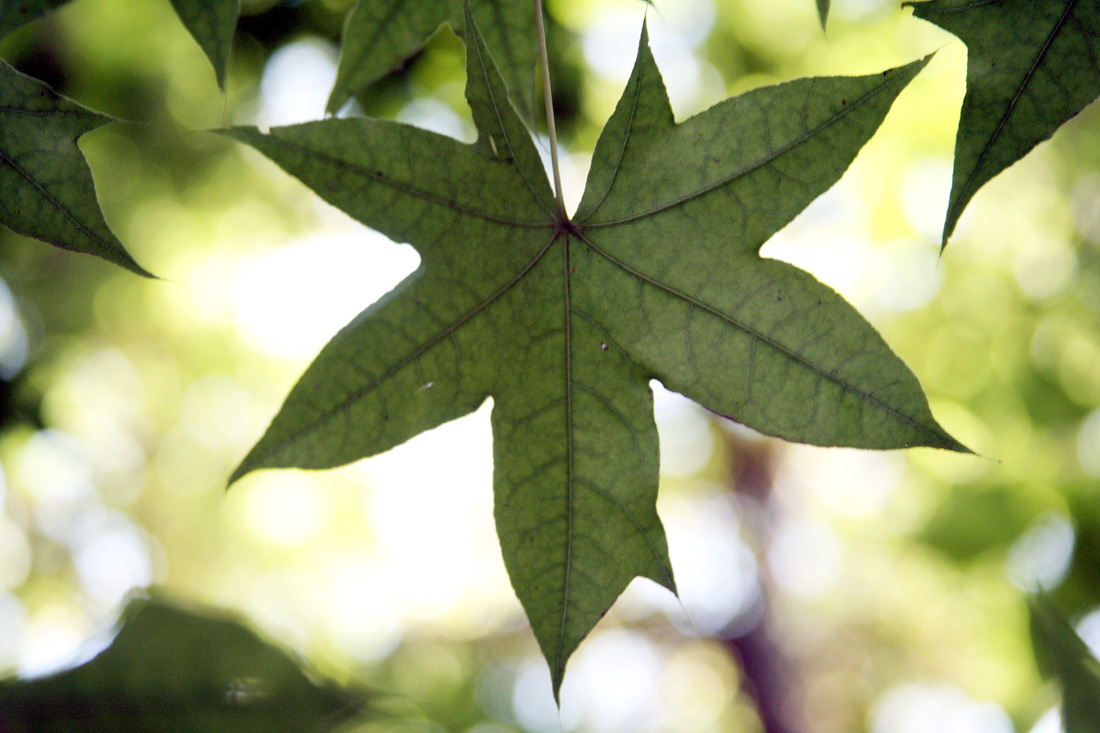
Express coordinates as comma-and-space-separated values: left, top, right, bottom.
328, 0, 537, 119
0, 61, 153, 276
910, 0, 1100, 250
168, 0, 238, 90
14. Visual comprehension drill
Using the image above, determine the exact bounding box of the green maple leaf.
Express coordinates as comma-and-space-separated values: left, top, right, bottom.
0, 60, 150, 276
0, 0, 68, 38
907, 0, 1100, 249
327, 0, 535, 118
167, 0, 239, 90
225, 6, 965, 694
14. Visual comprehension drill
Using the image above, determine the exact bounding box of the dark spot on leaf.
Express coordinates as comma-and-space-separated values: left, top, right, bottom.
713, 156, 721, 163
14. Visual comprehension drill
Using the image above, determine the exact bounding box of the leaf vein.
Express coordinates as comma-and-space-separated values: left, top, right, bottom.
244, 232, 561, 466
949, 0, 1081, 223
242, 133, 552, 229
580, 233, 944, 443
582, 72, 909, 229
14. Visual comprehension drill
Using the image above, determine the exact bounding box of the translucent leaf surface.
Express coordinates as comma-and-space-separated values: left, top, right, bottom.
0, 596, 370, 732
168, 0, 239, 89
327, 0, 535, 118
225, 8, 964, 695
0, 0, 69, 39
908, 0, 1100, 248
0, 60, 150, 276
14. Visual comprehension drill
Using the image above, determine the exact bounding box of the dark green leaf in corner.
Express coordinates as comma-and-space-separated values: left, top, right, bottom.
0, 60, 151, 276
0, 0, 70, 39
1029, 597, 1100, 733
168, 0, 239, 90
817, 0, 830, 29
224, 5, 964, 696
327, 0, 536, 119
907, 0, 1100, 249
0, 596, 371, 732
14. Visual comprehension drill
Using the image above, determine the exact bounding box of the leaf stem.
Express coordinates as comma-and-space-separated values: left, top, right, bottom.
535, 0, 566, 217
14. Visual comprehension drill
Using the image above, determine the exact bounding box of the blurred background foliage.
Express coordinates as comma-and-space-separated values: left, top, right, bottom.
0, 0, 1098, 731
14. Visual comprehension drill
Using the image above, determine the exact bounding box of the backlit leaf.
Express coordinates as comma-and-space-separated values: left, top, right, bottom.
0, 595, 370, 732
225, 6, 964, 695
327, 0, 535, 118
168, 0, 239, 90
0, 59, 150, 276
907, 0, 1100, 249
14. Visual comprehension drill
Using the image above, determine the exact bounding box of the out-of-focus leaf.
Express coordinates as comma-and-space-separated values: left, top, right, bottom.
0, 0, 69, 39
817, 0, 830, 29
167, 0, 239, 90
327, 0, 535, 118
0, 59, 151, 276
907, 0, 1100, 249
1055, 495, 1100, 616
0, 595, 371, 733
918, 488, 1036, 562
1029, 596, 1100, 733
224, 3, 963, 696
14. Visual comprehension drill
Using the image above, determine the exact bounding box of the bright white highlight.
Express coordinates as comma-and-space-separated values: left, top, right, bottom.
258, 39, 338, 126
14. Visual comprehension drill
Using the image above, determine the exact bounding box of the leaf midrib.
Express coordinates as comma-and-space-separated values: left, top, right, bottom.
554, 238, 676, 684
329, 0, 418, 111
0, 148, 111, 250
237, 132, 553, 230
577, 231, 956, 449
578, 66, 914, 230
948, 0, 1082, 226
465, 1, 555, 218
238, 230, 560, 473
557, 229, 575, 685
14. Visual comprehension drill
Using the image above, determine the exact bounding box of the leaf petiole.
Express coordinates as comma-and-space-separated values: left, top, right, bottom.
535, 0, 566, 217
